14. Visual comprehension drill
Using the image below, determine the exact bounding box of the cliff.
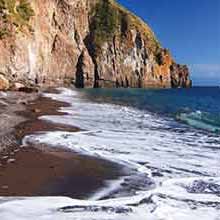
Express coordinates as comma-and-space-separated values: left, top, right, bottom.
0, 0, 191, 90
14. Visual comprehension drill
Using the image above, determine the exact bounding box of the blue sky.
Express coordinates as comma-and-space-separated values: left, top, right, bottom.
118, 0, 220, 86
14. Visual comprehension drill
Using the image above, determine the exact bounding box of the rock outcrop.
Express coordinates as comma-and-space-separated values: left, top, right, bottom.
0, 74, 9, 90
0, 0, 191, 89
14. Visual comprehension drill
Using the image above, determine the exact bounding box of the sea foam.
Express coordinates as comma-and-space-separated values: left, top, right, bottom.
1, 88, 220, 220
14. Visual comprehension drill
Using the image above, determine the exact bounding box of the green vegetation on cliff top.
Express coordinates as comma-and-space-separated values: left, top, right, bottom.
90, 0, 118, 48
90, 0, 160, 53
0, 0, 160, 54
0, 0, 34, 39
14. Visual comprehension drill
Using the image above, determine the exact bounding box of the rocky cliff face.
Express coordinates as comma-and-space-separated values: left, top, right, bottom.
0, 0, 191, 90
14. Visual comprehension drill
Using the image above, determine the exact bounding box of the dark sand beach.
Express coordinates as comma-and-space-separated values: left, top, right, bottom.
0, 90, 124, 199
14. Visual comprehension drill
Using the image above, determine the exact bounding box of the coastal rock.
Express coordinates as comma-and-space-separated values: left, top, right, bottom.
0, 0, 191, 89
170, 63, 192, 88
0, 74, 9, 91
13, 83, 25, 91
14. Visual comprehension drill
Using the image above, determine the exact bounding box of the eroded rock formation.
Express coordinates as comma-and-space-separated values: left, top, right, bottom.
0, 0, 191, 89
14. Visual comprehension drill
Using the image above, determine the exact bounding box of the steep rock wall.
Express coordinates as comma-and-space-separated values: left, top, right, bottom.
0, 0, 191, 89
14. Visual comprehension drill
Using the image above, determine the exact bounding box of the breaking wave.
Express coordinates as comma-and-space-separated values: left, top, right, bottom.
176, 111, 220, 133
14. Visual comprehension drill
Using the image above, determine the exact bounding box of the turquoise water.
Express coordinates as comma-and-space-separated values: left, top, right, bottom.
81, 87, 220, 133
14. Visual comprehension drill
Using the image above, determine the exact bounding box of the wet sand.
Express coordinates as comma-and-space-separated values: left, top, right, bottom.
0, 89, 124, 198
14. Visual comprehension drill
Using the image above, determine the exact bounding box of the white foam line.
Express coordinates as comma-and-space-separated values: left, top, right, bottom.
23, 130, 152, 177
89, 177, 125, 201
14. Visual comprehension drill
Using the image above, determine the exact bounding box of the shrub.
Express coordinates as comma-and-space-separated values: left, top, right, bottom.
0, 0, 34, 28
16, 0, 35, 22
0, 0, 6, 10
0, 28, 9, 39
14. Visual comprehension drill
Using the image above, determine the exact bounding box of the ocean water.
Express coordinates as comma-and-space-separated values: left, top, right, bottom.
82, 87, 220, 133
0, 87, 220, 220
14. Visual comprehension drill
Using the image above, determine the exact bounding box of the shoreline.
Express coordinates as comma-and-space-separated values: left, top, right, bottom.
0, 89, 125, 199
